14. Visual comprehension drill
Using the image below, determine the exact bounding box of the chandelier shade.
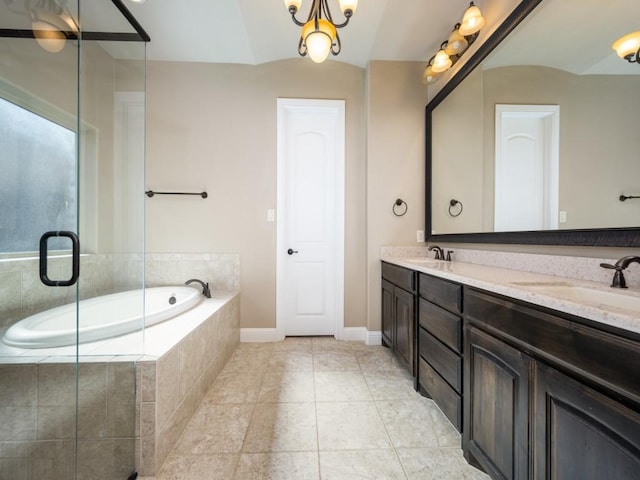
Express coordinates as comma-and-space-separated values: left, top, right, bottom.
612, 31, 640, 64
459, 2, 485, 36
285, 0, 356, 63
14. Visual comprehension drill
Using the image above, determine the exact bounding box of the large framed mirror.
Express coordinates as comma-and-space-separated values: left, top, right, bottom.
426, 0, 640, 246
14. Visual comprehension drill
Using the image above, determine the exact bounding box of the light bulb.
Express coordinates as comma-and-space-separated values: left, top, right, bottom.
431, 49, 452, 73
422, 65, 440, 85
445, 27, 468, 56
459, 3, 485, 36
302, 19, 336, 63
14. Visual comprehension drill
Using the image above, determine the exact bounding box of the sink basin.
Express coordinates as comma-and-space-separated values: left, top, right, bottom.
512, 282, 640, 312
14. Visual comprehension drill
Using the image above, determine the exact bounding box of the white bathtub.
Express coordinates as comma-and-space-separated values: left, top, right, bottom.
2, 286, 203, 349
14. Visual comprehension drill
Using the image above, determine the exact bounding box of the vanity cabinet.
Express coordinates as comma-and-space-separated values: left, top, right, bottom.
417, 273, 464, 431
464, 287, 640, 480
464, 325, 531, 479
381, 262, 416, 374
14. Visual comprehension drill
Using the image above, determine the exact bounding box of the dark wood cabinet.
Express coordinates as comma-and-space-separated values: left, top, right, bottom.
417, 273, 464, 431
381, 262, 416, 375
394, 286, 415, 371
464, 287, 640, 480
381, 260, 640, 480
534, 362, 640, 480
381, 278, 394, 348
464, 326, 531, 480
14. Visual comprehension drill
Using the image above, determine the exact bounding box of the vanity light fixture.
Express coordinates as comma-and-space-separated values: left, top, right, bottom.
3, 0, 78, 53
422, 2, 485, 84
284, 0, 357, 63
612, 31, 640, 64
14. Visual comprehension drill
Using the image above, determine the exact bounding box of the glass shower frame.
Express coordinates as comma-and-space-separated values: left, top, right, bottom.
0, 1, 149, 478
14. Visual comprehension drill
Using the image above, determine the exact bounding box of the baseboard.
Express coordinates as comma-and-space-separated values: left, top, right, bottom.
241, 327, 382, 345
337, 327, 382, 346
240, 328, 283, 343
337, 327, 367, 342
366, 330, 382, 346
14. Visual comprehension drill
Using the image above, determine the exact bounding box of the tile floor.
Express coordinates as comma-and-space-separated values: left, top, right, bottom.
139, 337, 490, 480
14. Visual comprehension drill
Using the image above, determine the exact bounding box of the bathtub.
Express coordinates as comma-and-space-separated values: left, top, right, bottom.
2, 286, 202, 349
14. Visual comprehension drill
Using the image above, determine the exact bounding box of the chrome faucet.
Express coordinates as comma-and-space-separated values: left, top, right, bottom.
185, 278, 212, 298
599, 256, 640, 288
428, 245, 444, 260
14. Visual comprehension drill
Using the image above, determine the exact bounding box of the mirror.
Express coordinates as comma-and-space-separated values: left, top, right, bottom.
426, 0, 640, 246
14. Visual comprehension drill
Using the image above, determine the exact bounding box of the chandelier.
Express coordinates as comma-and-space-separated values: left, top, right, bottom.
284, 0, 358, 63
612, 31, 640, 64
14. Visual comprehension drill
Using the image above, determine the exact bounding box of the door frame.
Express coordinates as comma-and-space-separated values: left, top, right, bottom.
276, 98, 345, 339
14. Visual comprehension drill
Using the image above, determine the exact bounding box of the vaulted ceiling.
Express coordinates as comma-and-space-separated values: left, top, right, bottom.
124, 0, 471, 67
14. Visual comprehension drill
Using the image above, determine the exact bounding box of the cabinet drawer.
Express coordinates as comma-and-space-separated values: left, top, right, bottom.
419, 328, 462, 393
419, 298, 462, 353
382, 262, 415, 292
419, 273, 461, 314
419, 356, 462, 431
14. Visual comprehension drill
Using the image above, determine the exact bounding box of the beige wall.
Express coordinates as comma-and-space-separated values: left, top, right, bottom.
431, 67, 484, 235
144, 59, 373, 329
365, 61, 429, 333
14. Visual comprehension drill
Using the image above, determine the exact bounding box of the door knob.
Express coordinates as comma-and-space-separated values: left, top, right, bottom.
287, 248, 299, 255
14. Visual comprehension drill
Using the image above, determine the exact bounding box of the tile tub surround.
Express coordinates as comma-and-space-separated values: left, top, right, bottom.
136, 292, 240, 476
0, 361, 137, 480
0, 252, 240, 336
0, 254, 117, 333
144, 253, 240, 293
137, 338, 489, 480
382, 256, 640, 335
0, 292, 240, 479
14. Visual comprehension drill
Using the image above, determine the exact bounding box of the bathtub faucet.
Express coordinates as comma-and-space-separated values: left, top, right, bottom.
185, 279, 212, 298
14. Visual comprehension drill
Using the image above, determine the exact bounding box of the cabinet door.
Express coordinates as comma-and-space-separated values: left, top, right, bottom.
534, 362, 640, 480
381, 279, 394, 347
464, 326, 530, 480
394, 287, 415, 374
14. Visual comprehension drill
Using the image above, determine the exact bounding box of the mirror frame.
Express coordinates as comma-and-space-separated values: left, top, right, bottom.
425, 0, 640, 247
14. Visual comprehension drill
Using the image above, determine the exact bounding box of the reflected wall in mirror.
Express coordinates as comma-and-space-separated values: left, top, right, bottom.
427, 0, 640, 246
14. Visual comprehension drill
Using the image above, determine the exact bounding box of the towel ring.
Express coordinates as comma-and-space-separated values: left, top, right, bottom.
393, 199, 408, 216
449, 199, 463, 217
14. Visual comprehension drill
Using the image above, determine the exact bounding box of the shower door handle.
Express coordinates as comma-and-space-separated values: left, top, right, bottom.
39, 231, 80, 287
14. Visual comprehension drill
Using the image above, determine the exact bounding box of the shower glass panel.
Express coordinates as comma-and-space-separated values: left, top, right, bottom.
0, 1, 148, 478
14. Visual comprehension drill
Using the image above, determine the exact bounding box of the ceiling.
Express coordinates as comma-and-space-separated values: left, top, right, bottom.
123, 0, 472, 68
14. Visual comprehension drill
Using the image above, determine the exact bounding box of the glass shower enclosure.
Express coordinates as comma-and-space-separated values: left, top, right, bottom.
0, 1, 148, 478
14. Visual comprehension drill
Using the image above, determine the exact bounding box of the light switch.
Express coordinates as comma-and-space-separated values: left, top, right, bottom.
417, 230, 425, 243
559, 211, 567, 223
267, 209, 275, 222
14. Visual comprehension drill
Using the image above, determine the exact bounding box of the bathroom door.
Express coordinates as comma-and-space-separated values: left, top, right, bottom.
494, 104, 559, 231
276, 99, 345, 337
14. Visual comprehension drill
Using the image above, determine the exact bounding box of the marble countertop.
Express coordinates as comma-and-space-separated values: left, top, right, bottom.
381, 256, 640, 336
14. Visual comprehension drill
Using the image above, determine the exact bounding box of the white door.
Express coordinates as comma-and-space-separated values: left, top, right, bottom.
495, 104, 559, 232
276, 99, 345, 337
